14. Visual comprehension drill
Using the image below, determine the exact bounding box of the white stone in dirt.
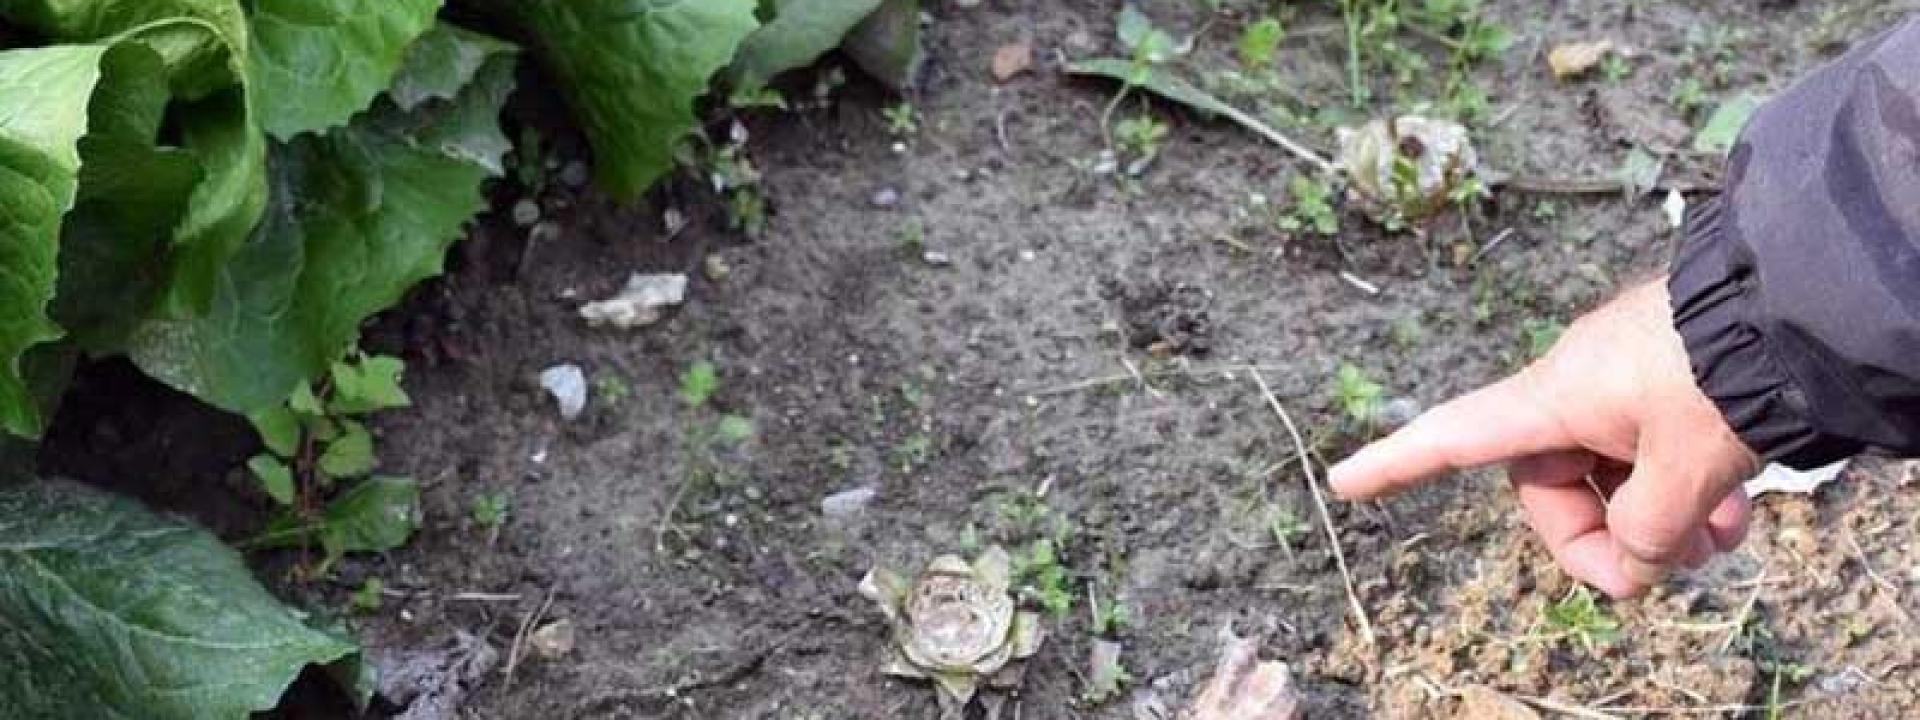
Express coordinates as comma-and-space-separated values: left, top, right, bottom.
539, 364, 588, 419
821, 485, 878, 517
578, 273, 688, 329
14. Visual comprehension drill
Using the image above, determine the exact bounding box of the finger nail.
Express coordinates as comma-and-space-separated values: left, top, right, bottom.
1620, 556, 1668, 588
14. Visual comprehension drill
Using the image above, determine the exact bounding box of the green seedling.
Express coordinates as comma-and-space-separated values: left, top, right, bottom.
472, 491, 510, 529
1015, 538, 1074, 618
883, 102, 918, 136
1543, 586, 1621, 653
1088, 587, 1132, 637
706, 141, 766, 235
1280, 174, 1340, 236
897, 218, 925, 254
1600, 54, 1633, 83
1334, 363, 1384, 431
243, 350, 420, 575
1670, 77, 1708, 117
593, 374, 632, 407
351, 577, 384, 613
1522, 318, 1565, 360
1238, 17, 1284, 69
1115, 113, 1170, 161
658, 359, 755, 553
1268, 506, 1310, 557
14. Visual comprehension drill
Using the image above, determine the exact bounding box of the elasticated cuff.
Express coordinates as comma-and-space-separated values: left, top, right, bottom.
1667, 197, 1862, 469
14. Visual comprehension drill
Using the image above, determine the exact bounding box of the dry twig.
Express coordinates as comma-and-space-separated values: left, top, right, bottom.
1248, 368, 1375, 646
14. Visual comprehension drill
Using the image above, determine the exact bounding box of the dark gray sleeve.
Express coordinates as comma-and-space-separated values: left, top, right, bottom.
1670, 18, 1920, 468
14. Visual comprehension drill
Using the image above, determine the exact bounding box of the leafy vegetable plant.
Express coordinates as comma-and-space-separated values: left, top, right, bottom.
0, 0, 922, 714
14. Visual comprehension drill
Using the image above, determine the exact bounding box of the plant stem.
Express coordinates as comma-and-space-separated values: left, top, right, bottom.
1343, 0, 1365, 107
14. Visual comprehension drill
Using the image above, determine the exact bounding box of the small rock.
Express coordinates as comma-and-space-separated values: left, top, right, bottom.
921, 250, 952, 267
578, 273, 688, 329
703, 253, 732, 282
539, 365, 587, 420
511, 199, 541, 227
663, 208, 687, 238
528, 619, 576, 660
1065, 30, 1095, 52
560, 161, 590, 188
821, 485, 878, 518
991, 42, 1033, 82
871, 187, 901, 209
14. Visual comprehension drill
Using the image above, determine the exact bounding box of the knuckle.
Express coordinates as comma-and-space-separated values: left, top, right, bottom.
1612, 512, 1696, 563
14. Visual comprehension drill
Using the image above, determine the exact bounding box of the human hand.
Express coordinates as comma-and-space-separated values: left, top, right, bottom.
1328, 280, 1759, 598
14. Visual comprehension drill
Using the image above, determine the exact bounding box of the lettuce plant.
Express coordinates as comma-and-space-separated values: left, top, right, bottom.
0, 0, 918, 714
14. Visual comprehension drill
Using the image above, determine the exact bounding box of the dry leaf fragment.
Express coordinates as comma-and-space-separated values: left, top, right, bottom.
991, 42, 1033, 82
1181, 629, 1299, 720
1548, 40, 1615, 80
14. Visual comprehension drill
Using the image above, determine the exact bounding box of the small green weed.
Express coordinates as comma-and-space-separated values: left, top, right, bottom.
1115, 113, 1170, 161
1237, 17, 1284, 70
350, 577, 384, 613
244, 350, 419, 575
472, 491, 510, 529
882, 102, 918, 136
1599, 54, 1633, 83
1334, 363, 1384, 431
1521, 317, 1565, 360
1268, 506, 1310, 556
897, 218, 925, 254
1543, 586, 1621, 653
1088, 587, 1132, 637
1280, 174, 1340, 236
593, 374, 632, 407
1015, 537, 1074, 617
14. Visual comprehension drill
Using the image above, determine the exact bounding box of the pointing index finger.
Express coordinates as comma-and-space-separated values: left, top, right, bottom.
1328, 368, 1575, 500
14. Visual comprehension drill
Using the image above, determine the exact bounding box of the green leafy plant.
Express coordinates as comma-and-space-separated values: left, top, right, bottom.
1281, 175, 1341, 236
351, 577, 386, 613
1115, 112, 1170, 161
883, 101, 919, 136
1015, 538, 1074, 618
1088, 587, 1132, 637
1543, 586, 1622, 653
1268, 506, 1310, 556
0, 0, 920, 712
472, 491, 511, 529
658, 359, 755, 552
1237, 17, 1284, 70
1334, 363, 1385, 431
243, 352, 419, 575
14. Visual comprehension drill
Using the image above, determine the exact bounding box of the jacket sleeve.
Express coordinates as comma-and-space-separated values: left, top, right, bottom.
1670, 17, 1920, 469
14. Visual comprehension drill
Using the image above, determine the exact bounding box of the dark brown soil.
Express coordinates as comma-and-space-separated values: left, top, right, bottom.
36, 1, 1920, 718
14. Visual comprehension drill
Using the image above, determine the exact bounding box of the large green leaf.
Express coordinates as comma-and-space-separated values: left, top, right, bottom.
246, 0, 442, 139
52, 43, 203, 352
0, 0, 272, 316
841, 0, 919, 91
506, 0, 760, 199
0, 44, 113, 437
0, 479, 356, 719
129, 26, 516, 413
730, 0, 881, 88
